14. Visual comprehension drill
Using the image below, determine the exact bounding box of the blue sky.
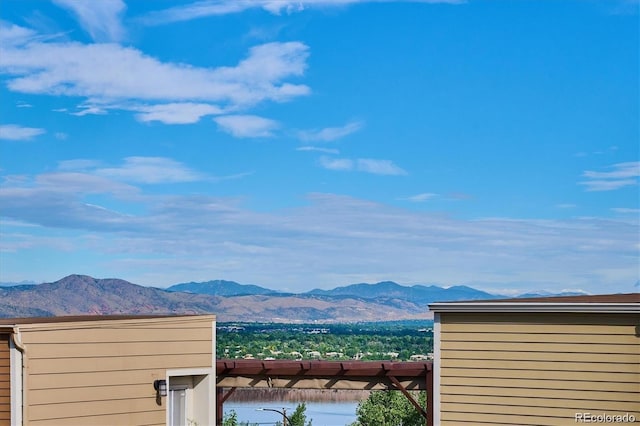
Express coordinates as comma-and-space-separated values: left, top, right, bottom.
0, 0, 638, 295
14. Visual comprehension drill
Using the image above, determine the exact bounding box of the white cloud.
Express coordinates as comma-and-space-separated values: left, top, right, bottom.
140, 1, 257, 25
33, 172, 138, 195
580, 162, 639, 191
0, 178, 637, 293
297, 121, 363, 142
356, 158, 407, 175
71, 104, 109, 116
58, 159, 102, 171
581, 179, 637, 191
0, 26, 310, 114
405, 193, 438, 202
94, 157, 206, 184
611, 208, 640, 214
141, 0, 464, 25
214, 115, 279, 138
53, 0, 126, 42
296, 146, 340, 154
583, 161, 639, 179
0, 124, 45, 141
319, 156, 407, 175
135, 103, 223, 124
319, 156, 354, 171
55, 157, 206, 185
0, 21, 38, 46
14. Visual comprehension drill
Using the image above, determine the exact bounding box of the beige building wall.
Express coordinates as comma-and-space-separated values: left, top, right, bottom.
17, 315, 215, 426
438, 312, 640, 426
0, 333, 10, 426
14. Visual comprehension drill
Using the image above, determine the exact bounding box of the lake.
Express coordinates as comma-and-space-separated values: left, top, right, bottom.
224, 401, 359, 425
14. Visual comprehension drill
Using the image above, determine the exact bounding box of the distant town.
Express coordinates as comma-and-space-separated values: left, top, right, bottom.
217, 322, 434, 362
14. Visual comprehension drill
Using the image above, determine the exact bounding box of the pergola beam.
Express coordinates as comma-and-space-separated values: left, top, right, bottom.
215, 359, 433, 426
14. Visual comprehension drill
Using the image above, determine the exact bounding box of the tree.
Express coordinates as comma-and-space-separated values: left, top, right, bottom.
222, 410, 259, 426
222, 410, 238, 426
350, 390, 426, 426
289, 402, 312, 426
271, 403, 312, 426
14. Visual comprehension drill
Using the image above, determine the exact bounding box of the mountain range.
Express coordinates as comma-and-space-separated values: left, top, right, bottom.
0, 275, 586, 322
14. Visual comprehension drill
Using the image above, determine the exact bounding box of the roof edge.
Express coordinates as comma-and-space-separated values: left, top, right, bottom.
428, 302, 640, 313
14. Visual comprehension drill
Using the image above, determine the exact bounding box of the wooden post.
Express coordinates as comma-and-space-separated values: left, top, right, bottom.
426, 364, 434, 426
216, 387, 223, 426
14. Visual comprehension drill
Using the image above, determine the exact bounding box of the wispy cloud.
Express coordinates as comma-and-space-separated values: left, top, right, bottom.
140, 1, 256, 25
0, 21, 38, 46
296, 146, 340, 154
319, 156, 407, 175
214, 115, 280, 138
580, 161, 639, 191
1, 173, 636, 293
297, 121, 363, 142
0, 24, 310, 127
357, 158, 407, 175
319, 156, 354, 171
58, 159, 102, 171
611, 207, 640, 214
141, 0, 464, 25
404, 193, 438, 202
94, 157, 206, 184
57, 157, 206, 184
0, 124, 45, 141
135, 103, 223, 124
53, 0, 126, 42
2, 38, 309, 105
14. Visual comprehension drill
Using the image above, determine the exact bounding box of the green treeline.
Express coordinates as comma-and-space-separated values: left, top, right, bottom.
217, 321, 433, 361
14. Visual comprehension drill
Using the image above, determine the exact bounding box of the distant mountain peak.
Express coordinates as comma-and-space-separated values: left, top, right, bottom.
305, 280, 498, 304
1, 274, 601, 322
166, 279, 275, 297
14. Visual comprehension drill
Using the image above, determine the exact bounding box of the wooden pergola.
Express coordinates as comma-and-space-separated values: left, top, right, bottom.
216, 359, 433, 426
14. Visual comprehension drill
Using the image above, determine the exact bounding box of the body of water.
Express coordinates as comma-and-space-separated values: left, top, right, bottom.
224, 401, 359, 426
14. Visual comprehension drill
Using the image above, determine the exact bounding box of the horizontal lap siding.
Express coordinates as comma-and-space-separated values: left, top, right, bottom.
0, 333, 10, 426
20, 316, 214, 425
439, 312, 640, 425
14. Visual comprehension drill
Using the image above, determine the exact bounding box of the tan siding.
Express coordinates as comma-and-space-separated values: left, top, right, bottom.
28, 340, 209, 358
442, 331, 638, 344
29, 409, 164, 426
441, 375, 639, 392
29, 383, 155, 405
440, 312, 638, 326
29, 369, 178, 390
440, 384, 638, 402
442, 401, 634, 417
442, 358, 637, 373
441, 367, 637, 382
19, 316, 214, 425
18, 325, 212, 344
0, 333, 10, 426
441, 340, 638, 353
439, 312, 640, 425
443, 394, 639, 411
28, 397, 162, 421
441, 411, 591, 426
441, 321, 635, 333
28, 353, 212, 375
442, 348, 638, 363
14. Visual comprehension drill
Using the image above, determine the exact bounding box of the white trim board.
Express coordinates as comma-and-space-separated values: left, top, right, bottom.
428, 302, 639, 313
